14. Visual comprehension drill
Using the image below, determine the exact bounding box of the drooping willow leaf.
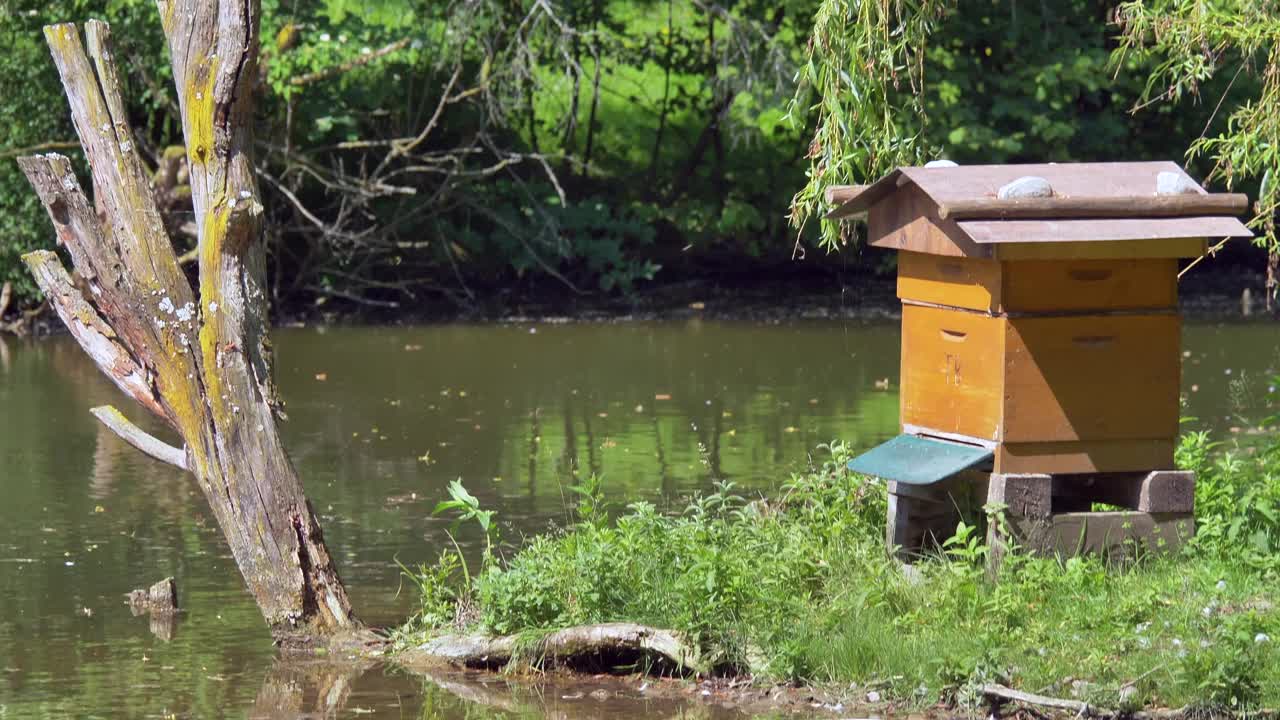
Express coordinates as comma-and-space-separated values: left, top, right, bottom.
788, 0, 951, 251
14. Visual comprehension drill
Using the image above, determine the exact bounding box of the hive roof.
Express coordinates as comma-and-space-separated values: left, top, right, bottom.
828, 162, 1253, 245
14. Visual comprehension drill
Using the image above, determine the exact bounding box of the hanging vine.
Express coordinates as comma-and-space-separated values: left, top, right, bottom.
1114, 0, 1280, 309
788, 0, 950, 252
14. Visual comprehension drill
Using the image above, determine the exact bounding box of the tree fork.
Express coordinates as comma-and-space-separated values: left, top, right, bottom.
18, 4, 362, 644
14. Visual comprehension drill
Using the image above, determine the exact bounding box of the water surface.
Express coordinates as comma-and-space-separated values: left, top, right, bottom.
0, 319, 1276, 718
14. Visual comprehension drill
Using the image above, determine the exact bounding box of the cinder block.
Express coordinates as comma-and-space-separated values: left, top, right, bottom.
1055, 470, 1196, 513
1014, 511, 1194, 560
1138, 470, 1195, 513
987, 473, 1052, 518
887, 472, 992, 560
987, 511, 1194, 570
886, 492, 960, 560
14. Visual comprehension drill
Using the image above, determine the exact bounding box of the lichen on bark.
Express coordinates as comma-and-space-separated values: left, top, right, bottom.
17, 5, 360, 643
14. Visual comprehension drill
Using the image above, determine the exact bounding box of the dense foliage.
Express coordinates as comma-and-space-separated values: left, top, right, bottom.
793, 0, 1278, 305
401, 428, 1280, 710
0, 0, 1274, 313
1114, 0, 1280, 306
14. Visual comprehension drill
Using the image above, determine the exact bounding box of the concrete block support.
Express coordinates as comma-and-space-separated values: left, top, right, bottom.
987, 474, 1052, 517
886, 472, 988, 561
1053, 470, 1195, 513
984, 470, 1196, 570
1010, 512, 1194, 561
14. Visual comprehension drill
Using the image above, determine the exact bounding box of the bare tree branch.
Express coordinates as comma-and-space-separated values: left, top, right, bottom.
291, 38, 411, 87
90, 405, 188, 470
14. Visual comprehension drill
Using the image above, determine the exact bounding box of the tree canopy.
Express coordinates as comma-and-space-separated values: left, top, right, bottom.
1, 0, 1276, 312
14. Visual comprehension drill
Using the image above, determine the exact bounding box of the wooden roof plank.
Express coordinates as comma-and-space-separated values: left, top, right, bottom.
823, 162, 1254, 255
938, 193, 1249, 221
824, 170, 904, 219
900, 161, 1197, 205
824, 185, 866, 205
957, 216, 1253, 245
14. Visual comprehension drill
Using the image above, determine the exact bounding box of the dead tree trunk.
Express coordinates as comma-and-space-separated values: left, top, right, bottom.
18, 4, 359, 645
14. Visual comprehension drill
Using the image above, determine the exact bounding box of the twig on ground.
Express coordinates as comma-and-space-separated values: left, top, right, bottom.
983, 683, 1109, 717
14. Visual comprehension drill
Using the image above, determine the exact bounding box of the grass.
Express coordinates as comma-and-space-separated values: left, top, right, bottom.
396, 430, 1280, 713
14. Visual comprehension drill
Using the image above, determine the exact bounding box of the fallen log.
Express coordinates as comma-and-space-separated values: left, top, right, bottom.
395, 623, 707, 676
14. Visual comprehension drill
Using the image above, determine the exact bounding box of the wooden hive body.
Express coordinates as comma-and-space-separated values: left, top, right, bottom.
832, 162, 1253, 475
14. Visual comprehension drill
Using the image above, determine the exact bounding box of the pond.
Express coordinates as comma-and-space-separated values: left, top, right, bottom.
1, 318, 1277, 718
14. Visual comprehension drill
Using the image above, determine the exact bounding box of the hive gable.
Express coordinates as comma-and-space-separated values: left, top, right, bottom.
829, 161, 1253, 256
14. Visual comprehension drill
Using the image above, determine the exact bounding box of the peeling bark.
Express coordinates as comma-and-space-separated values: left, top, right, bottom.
19, 6, 358, 642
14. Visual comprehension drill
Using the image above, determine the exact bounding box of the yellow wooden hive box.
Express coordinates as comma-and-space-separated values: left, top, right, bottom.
829, 162, 1253, 475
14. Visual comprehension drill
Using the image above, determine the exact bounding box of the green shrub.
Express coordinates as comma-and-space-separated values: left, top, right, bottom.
401, 431, 1280, 708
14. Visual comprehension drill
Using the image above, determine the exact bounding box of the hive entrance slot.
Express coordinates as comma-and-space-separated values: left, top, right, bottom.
1068, 268, 1113, 282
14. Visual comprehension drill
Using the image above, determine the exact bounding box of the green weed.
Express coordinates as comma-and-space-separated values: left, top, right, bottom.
399, 435, 1280, 710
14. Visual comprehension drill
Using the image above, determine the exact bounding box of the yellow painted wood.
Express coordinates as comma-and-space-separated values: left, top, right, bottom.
897, 251, 1001, 312
1002, 313, 1181, 442
899, 307, 1180, 451
994, 238, 1207, 261
996, 439, 1176, 474
896, 255, 1178, 313
1000, 258, 1177, 312
900, 304, 1005, 441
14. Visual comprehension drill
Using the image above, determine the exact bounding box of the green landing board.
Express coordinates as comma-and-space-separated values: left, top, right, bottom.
847, 434, 993, 485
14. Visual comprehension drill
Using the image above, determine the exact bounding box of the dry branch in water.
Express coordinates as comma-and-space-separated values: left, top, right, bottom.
18, 5, 359, 644
127, 577, 179, 615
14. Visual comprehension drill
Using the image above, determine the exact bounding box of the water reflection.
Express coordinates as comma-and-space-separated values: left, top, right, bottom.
245, 660, 755, 719
0, 319, 1277, 717
248, 659, 374, 719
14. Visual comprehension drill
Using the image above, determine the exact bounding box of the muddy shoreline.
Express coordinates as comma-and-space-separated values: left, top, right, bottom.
383, 658, 1271, 720
4, 265, 1271, 338
293, 265, 1273, 326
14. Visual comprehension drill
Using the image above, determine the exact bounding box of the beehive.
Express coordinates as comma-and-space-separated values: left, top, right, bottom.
835, 162, 1252, 477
